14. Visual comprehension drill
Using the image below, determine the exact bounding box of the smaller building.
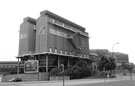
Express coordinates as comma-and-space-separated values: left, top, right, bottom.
0, 61, 18, 75
113, 52, 129, 66
89, 49, 129, 73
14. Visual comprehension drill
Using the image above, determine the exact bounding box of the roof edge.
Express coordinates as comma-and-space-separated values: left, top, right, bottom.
40, 10, 85, 31
23, 17, 36, 25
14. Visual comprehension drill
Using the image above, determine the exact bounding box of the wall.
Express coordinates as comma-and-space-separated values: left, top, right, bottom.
19, 17, 36, 56
36, 15, 48, 53
19, 22, 29, 55
50, 76, 70, 81
47, 16, 89, 57
1, 73, 49, 82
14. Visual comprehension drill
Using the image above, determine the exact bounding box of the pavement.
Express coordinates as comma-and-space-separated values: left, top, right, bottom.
0, 73, 135, 86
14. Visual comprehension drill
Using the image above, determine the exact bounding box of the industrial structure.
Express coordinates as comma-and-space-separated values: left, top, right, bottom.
0, 10, 133, 82
17, 10, 90, 80
0, 61, 18, 75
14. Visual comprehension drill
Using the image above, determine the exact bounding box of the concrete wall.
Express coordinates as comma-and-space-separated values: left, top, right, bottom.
46, 16, 89, 57
36, 15, 48, 53
19, 17, 36, 56
50, 76, 70, 81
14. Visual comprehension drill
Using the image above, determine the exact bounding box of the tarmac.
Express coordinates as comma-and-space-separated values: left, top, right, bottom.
0, 73, 135, 86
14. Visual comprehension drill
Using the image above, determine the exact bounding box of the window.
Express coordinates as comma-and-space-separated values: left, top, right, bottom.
19, 33, 27, 39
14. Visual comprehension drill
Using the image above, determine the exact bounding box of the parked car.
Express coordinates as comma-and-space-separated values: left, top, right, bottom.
9, 78, 22, 82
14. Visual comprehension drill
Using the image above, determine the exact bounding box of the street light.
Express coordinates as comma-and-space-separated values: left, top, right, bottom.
60, 64, 65, 86
112, 42, 119, 55
103, 68, 106, 84
112, 42, 119, 76
112, 42, 119, 63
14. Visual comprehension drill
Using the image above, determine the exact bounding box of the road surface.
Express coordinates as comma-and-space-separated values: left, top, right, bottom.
0, 73, 135, 86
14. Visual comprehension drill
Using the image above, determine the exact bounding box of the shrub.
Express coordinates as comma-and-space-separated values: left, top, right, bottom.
50, 60, 92, 79
50, 68, 62, 76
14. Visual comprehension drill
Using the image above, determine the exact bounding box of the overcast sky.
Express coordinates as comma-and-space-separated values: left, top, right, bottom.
0, 0, 135, 63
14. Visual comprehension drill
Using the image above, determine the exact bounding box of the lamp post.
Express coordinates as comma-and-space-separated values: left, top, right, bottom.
60, 64, 65, 86
103, 68, 106, 84
112, 42, 119, 56
112, 42, 119, 76
112, 42, 119, 62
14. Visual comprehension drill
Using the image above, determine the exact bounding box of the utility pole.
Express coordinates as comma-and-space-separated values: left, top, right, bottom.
130, 69, 132, 80
112, 42, 119, 76
61, 64, 65, 86
103, 68, 106, 85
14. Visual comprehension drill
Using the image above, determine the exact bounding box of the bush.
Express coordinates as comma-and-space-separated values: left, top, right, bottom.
91, 70, 98, 76
65, 65, 91, 79
64, 65, 81, 79
50, 68, 63, 76
50, 60, 92, 79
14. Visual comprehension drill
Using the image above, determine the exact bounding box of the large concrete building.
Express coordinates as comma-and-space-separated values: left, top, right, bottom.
17, 10, 91, 80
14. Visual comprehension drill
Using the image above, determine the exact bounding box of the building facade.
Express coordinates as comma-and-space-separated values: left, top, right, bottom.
0, 61, 18, 75
17, 10, 91, 80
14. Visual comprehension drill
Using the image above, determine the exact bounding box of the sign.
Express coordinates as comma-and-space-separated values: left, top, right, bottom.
49, 28, 67, 38
24, 60, 39, 73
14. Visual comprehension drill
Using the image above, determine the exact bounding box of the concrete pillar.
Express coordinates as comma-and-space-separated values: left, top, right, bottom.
17, 58, 20, 74
58, 56, 60, 67
76, 59, 78, 65
68, 58, 70, 66
46, 55, 48, 72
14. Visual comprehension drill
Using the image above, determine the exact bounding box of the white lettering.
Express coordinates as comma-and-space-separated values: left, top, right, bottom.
49, 28, 67, 38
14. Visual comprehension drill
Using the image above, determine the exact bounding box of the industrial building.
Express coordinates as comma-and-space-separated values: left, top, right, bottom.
0, 61, 18, 75
17, 10, 91, 80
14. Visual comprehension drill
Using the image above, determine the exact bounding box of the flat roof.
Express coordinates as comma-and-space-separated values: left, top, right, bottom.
0, 61, 18, 64
23, 17, 36, 25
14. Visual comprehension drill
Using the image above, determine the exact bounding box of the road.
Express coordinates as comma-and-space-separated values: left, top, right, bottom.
0, 74, 135, 86
72, 80, 135, 86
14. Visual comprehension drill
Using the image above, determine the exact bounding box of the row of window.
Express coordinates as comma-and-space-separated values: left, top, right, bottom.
19, 33, 27, 39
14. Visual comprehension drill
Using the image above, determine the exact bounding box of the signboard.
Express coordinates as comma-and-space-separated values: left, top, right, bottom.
24, 60, 39, 73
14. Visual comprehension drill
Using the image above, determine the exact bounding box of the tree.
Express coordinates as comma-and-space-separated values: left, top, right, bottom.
65, 65, 81, 79
98, 56, 116, 71
50, 59, 92, 79
121, 62, 135, 75
98, 56, 108, 71
108, 57, 116, 70
121, 62, 127, 75
49, 67, 63, 76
